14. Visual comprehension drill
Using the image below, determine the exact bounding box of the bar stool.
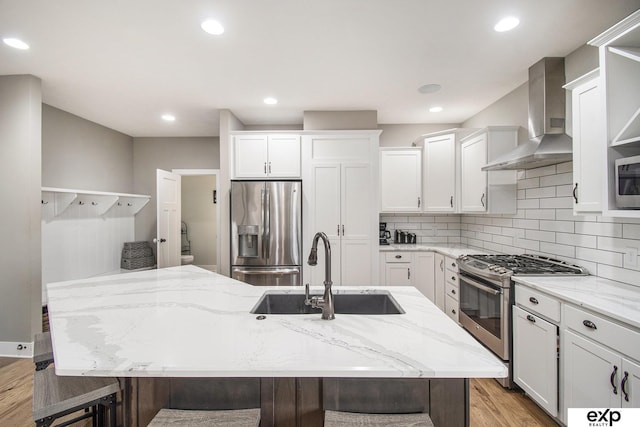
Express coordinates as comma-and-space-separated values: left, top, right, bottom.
32, 368, 120, 427
148, 408, 260, 426
324, 410, 434, 427
34, 332, 54, 371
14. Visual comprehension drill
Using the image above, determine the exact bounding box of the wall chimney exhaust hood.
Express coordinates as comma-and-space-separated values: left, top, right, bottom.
482, 58, 573, 171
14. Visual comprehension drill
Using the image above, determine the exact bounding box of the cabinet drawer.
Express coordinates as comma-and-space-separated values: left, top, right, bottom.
564, 304, 640, 360
385, 252, 412, 263
515, 285, 560, 323
445, 281, 459, 301
445, 257, 458, 273
445, 271, 458, 287
445, 294, 459, 323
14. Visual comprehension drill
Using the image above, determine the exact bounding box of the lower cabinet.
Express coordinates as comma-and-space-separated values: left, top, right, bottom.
513, 305, 558, 417
414, 252, 435, 302
434, 253, 445, 311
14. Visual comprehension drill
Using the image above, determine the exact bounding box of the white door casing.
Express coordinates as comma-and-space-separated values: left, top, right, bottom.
156, 169, 181, 268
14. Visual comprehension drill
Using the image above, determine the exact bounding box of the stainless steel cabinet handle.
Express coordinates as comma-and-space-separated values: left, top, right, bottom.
418, 197, 421, 208
622, 371, 630, 402
408, 268, 411, 279
342, 225, 344, 236
268, 162, 271, 174
583, 319, 597, 330
573, 183, 578, 204
480, 193, 485, 207
440, 260, 444, 271
264, 162, 267, 174
450, 196, 453, 208
529, 297, 539, 305
611, 365, 619, 395
337, 225, 340, 235
527, 314, 536, 323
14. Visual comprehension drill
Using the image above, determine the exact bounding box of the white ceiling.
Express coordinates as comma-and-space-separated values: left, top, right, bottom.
1, 0, 639, 137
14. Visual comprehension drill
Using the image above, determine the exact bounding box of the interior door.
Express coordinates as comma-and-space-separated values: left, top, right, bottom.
156, 169, 181, 268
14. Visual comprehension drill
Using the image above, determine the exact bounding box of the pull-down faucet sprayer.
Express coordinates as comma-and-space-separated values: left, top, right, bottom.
305, 232, 335, 320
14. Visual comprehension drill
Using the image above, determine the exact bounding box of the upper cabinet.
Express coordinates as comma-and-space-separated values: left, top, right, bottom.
379, 148, 422, 212
232, 133, 301, 178
460, 127, 518, 214
564, 69, 604, 214
422, 131, 460, 212
589, 10, 640, 217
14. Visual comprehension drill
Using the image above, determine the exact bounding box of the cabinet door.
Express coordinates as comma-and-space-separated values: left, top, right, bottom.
309, 164, 341, 286
461, 135, 488, 212
445, 294, 459, 323
234, 135, 268, 178
380, 150, 421, 211
267, 135, 301, 177
434, 253, 445, 311
414, 252, 435, 302
424, 134, 456, 212
513, 306, 558, 417
385, 263, 412, 286
341, 239, 371, 286
342, 164, 372, 240
622, 358, 640, 408
563, 330, 621, 419
572, 78, 603, 214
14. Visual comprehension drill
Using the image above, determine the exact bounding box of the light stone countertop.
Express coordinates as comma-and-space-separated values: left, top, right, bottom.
513, 275, 640, 329
379, 244, 487, 258
46, 265, 507, 379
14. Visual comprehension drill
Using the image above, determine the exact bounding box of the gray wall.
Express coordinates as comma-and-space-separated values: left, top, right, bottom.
42, 105, 134, 193
0, 75, 42, 352
379, 123, 461, 147
133, 137, 220, 244
303, 110, 378, 130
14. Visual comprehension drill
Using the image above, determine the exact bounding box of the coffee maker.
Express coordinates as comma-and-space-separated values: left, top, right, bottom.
379, 222, 391, 245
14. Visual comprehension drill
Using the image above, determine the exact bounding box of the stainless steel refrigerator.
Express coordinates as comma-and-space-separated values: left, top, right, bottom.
230, 180, 302, 286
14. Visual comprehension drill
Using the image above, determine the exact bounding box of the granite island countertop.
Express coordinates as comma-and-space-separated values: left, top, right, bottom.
513, 275, 640, 329
46, 265, 507, 379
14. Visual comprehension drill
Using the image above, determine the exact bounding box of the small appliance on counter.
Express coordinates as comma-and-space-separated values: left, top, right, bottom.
393, 230, 416, 244
379, 222, 391, 245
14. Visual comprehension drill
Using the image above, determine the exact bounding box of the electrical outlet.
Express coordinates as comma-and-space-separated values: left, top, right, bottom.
625, 247, 638, 267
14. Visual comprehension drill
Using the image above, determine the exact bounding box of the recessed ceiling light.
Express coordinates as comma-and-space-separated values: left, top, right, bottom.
494, 16, 520, 32
201, 19, 225, 35
161, 114, 176, 122
3, 37, 29, 50
429, 106, 443, 113
263, 97, 278, 105
418, 84, 442, 94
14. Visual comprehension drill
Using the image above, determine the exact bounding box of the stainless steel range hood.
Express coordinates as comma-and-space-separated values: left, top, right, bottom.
482, 58, 573, 171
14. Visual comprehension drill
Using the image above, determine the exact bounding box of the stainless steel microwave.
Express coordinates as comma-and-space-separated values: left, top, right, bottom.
615, 155, 640, 209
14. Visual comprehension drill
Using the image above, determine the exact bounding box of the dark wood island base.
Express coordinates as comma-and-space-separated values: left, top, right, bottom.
123, 377, 469, 427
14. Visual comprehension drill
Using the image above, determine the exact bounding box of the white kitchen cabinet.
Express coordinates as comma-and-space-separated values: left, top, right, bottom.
564, 70, 604, 214
414, 252, 435, 302
513, 305, 558, 417
588, 10, 640, 217
460, 127, 518, 214
434, 253, 445, 311
302, 131, 380, 287
233, 134, 300, 178
380, 148, 422, 212
562, 303, 640, 420
381, 252, 412, 286
423, 133, 456, 212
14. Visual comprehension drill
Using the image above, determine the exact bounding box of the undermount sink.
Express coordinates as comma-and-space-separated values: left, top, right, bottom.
250, 291, 405, 315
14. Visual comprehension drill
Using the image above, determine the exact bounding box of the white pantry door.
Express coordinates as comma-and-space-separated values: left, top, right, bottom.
156, 169, 181, 268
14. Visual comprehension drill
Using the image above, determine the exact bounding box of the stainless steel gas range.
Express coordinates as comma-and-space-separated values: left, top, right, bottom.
457, 254, 588, 388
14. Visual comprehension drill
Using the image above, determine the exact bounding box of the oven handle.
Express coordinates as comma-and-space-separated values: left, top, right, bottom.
460, 274, 502, 296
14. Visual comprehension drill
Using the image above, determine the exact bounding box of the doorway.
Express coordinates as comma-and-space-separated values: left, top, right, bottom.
173, 169, 220, 272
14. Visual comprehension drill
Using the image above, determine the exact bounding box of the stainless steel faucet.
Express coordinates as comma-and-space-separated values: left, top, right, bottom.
305, 232, 335, 320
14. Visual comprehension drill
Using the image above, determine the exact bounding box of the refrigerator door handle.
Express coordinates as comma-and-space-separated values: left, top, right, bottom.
264, 186, 271, 260
233, 267, 300, 275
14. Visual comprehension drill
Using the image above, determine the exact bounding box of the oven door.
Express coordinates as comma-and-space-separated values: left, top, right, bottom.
458, 272, 510, 360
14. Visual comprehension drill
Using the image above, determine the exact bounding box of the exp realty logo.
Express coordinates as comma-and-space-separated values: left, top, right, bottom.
569, 408, 640, 427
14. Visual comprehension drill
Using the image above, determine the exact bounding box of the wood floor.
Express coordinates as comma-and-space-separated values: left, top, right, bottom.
0, 357, 556, 426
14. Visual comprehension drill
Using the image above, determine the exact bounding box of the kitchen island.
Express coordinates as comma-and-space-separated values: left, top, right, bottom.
46, 265, 506, 426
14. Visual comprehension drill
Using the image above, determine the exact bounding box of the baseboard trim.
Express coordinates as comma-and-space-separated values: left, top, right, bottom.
0, 340, 34, 358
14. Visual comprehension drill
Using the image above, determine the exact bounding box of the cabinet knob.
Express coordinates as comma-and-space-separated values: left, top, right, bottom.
451, 276, 456, 282
417, 197, 421, 208
529, 297, 539, 305
395, 255, 402, 259
452, 309, 456, 315
451, 289, 456, 295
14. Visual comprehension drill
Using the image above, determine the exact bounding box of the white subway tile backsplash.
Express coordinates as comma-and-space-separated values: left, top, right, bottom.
540, 172, 572, 187
381, 165, 640, 287
575, 222, 623, 238
540, 220, 574, 233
